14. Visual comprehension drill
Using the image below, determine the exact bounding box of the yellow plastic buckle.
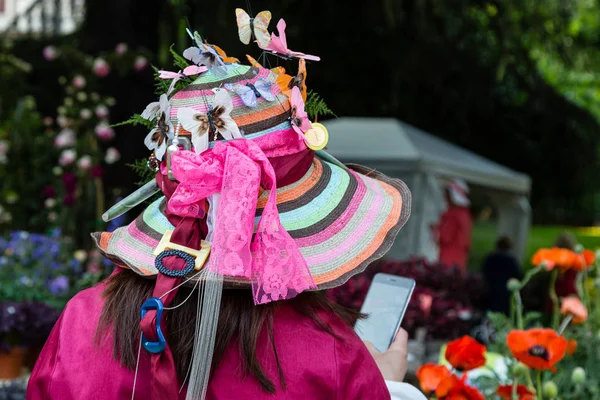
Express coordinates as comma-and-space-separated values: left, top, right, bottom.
153, 230, 211, 271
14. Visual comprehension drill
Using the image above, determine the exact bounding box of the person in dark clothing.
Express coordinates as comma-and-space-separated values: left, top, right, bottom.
481, 236, 523, 315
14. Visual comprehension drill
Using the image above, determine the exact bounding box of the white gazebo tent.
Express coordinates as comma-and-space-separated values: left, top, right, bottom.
322, 117, 532, 263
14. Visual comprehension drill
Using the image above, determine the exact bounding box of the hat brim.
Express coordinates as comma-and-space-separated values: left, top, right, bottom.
92, 158, 410, 290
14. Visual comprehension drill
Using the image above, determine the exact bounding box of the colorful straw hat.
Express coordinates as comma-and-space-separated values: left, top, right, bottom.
94, 158, 409, 289
95, 19, 411, 400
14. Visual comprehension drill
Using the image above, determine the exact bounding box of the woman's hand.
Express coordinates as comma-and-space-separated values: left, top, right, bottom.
364, 328, 409, 382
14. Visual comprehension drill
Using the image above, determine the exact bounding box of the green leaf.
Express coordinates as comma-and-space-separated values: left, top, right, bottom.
170, 44, 190, 70
127, 159, 157, 186
305, 90, 336, 121
111, 114, 155, 130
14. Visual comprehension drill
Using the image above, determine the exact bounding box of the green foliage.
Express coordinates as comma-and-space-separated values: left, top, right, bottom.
305, 90, 336, 121
153, 65, 172, 95
112, 113, 155, 130
127, 158, 157, 186
170, 44, 190, 70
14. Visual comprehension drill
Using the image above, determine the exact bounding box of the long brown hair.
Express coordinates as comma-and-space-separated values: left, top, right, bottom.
97, 269, 361, 393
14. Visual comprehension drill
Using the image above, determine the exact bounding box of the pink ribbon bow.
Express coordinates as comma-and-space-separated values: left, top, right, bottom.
168, 138, 315, 304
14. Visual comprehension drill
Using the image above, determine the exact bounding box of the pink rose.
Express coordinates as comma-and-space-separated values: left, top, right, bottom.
72, 75, 86, 89
59, 149, 77, 166
55, 129, 76, 148
115, 43, 128, 55
80, 109, 92, 120
43, 46, 58, 61
95, 105, 109, 119
95, 122, 115, 141
105, 147, 121, 164
93, 58, 110, 77
134, 56, 149, 72
77, 155, 92, 170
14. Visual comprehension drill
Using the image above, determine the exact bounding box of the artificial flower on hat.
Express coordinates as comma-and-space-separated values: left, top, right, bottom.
560, 297, 588, 324
444, 335, 486, 371
507, 328, 567, 371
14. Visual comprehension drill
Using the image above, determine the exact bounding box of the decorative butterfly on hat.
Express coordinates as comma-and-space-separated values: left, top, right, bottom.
261, 19, 320, 61
236, 8, 272, 49
177, 88, 242, 154
245, 54, 286, 75
158, 65, 208, 80
183, 31, 228, 76
277, 58, 307, 101
224, 78, 275, 108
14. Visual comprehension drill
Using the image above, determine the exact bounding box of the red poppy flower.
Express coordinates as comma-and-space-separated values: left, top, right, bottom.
567, 339, 577, 356
445, 336, 486, 371
560, 297, 588, 324
507, 329, 567, 371
442, 376, 485, 400
497, 384, 535, 400
416, 364, 453, 395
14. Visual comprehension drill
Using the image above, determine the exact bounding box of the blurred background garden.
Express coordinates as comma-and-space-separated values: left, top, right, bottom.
2, 0, 600, 397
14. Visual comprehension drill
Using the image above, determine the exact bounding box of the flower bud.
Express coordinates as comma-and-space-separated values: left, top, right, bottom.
507, 278, 521, 292
571, 367, 586, 384
543, 381, 558, 399
512, 362, 529, 377
574, 244, 584, 253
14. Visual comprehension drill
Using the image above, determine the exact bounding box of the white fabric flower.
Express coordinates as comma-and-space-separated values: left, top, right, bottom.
143, 94, 174, 160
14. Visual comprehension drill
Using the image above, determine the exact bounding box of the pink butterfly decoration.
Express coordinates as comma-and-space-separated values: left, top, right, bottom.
158, 65, 208, 79
290, 86, 312, 136
262, 19, 320, 61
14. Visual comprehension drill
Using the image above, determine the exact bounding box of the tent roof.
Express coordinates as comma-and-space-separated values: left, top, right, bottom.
323, 117, 531, 194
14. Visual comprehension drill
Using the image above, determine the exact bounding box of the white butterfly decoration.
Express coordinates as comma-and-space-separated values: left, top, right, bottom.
183, 34, 227, 76
142, 94, 174, 161
235, 8, 272, 49
224, 78, 275, 108
177, 88, 242, 154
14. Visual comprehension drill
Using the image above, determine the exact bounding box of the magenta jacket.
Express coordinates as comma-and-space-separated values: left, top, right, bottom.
27, 281, 391, 400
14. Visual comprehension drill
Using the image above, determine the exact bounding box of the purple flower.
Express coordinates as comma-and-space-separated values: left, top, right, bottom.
48, 276, 69, 296
43, 186, 57, 199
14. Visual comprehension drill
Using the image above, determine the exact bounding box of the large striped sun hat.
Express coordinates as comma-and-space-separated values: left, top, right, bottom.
94, 43, 411, 292
94, 159, 410, 289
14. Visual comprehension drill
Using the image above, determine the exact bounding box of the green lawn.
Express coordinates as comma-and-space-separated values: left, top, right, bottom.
469, 222, 600, 271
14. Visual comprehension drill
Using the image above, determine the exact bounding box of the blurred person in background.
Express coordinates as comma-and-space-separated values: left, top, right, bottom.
481, 236, 522, 315
431, 179, 473, 271
553, 232, 579, 298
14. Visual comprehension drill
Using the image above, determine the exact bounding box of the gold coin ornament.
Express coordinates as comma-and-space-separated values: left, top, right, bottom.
304, 122, 329, 151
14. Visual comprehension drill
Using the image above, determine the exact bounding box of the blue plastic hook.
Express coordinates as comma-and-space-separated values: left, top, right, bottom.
140, 297, 167, 354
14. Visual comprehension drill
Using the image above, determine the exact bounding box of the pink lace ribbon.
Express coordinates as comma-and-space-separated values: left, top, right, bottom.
168, 138, 316, 304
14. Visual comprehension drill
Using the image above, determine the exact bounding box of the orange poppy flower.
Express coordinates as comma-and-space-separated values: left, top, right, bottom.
445, 336, 487, 371
583, 249, 595, 265
497, 384, 535, 400
572, 249, 595, 271
416, 364, 453, 395
531, 248, 556, 270
566, 339, 577, 356
442, 376, 485, 400
507, 329, 567, 371
561, 297, 588, 324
